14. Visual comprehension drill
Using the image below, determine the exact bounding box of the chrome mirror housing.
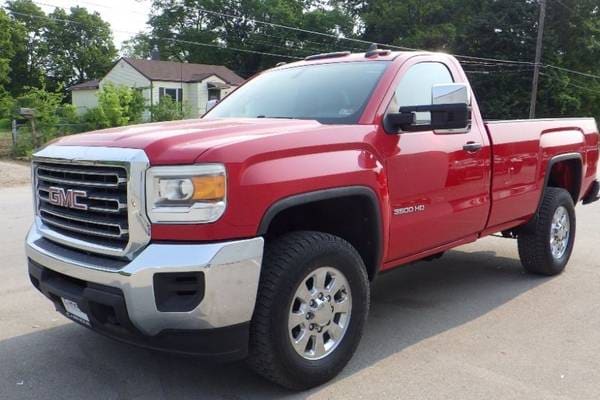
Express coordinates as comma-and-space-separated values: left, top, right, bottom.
432, 83, 471, 106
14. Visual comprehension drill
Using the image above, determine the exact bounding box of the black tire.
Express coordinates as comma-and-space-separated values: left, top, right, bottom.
247, 231, 370, 390
518, 187, 576, 276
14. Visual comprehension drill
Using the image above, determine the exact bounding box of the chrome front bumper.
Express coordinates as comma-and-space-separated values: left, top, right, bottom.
26, 224, 264, 336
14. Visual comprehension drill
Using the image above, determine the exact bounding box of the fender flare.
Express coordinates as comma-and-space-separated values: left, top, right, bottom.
257, 186, 384, 278
542, 153, 583, 202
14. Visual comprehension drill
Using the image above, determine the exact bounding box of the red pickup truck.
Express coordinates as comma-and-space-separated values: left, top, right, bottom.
26, 49, 599, 389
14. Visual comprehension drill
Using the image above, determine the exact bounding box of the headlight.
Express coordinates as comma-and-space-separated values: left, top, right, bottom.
146, 164, 226, 223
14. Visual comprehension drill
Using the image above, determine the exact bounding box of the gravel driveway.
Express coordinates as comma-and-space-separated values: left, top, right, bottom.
0, 160, 30, 187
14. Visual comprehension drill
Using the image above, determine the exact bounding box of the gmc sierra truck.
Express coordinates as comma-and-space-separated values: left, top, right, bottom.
26, 49, 599, 390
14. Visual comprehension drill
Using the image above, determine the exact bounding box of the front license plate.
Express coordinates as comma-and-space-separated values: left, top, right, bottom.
61, 298, 90, 326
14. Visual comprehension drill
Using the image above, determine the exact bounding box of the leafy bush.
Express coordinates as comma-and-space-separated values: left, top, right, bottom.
14, 87, 62, 147
150, 95, 190, 122
10, 87, 85, 156
13, 126, 34, 158
82, 84, 146, 130
0, 118, 10, 130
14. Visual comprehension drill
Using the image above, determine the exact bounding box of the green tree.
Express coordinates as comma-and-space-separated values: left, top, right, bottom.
143, 0, 355, 77
45, 6, 117, 89
121, 33, 153, 59
0, 90, 15, 121
5, 0, 47, 95
534, 0, 600, 119
0, 10, 21, 88
339, 0, 600, 121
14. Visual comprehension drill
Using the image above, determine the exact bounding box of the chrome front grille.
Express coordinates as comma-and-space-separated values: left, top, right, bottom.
36, 162, 130, 251
32, 146, 151, 259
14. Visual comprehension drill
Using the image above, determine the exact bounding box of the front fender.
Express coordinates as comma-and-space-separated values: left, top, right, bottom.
150, 148, 391, 248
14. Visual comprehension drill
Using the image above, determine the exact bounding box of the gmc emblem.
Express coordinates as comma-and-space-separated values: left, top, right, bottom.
47, 186, 88, 211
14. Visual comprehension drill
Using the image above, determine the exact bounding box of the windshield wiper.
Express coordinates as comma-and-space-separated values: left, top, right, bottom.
256, 115, 296, 119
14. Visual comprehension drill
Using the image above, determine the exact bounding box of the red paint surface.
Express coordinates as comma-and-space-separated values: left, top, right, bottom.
52, 51, 600, 271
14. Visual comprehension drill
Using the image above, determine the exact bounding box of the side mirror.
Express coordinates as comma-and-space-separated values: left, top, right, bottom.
384, 83, 471, 134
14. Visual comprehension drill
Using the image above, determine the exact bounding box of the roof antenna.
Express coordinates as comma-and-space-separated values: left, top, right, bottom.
365, 42, 391, 58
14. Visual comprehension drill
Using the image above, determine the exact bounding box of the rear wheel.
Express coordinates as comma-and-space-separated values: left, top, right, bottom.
518, 187, 576, 276
247, 231, 369, 390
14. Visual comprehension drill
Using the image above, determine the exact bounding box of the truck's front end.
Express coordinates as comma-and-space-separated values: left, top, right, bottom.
24, 51, 400, 389
26, 144, 263, 360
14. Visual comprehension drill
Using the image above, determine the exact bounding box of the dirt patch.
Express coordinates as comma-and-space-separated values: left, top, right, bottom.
0, 133, 12, 157
0, 160, 30, 187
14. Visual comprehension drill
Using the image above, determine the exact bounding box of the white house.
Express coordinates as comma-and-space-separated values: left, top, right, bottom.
70, 57, 245, 119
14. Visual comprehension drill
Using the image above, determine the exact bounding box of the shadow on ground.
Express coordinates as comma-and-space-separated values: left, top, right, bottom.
1, 248, 549, 400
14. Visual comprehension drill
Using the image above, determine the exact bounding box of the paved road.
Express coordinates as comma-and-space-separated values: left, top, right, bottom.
1, 184, 599, 400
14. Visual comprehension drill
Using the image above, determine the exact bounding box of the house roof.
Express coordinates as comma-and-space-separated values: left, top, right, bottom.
70, 79, 100, 91
122, 58, 245, 85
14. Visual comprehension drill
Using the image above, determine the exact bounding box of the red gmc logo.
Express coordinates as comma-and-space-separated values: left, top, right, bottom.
47, 186, 88, 211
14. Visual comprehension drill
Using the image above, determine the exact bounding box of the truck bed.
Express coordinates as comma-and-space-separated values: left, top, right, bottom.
483, 118, 599, 231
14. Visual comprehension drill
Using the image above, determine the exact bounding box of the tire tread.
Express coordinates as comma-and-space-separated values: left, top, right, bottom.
518, 187, 575, 275
247, 231, 369, 389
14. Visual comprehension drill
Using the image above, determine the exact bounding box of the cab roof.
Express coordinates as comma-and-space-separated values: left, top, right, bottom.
272, 49, 439, 71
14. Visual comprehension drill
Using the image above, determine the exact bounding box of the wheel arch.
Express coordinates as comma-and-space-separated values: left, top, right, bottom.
543, 153, 583, 204
257, 186, 383, 281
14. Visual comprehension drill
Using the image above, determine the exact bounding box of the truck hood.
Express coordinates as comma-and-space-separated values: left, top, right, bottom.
52, 118, 326, 165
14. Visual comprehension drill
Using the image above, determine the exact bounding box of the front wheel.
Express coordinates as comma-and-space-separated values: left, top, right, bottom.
247, 231, 370, 390
518, 187, 576, 276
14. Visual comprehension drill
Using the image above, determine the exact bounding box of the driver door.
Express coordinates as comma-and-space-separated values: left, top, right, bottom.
385, 60, 490, 261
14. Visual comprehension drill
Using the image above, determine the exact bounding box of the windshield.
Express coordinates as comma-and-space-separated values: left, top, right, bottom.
205, 61, 390, 124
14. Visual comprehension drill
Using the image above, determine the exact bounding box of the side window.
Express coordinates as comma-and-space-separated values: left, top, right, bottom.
387, 62, 454, 124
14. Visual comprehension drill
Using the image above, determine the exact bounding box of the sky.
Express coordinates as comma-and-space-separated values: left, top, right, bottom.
32, 0, 153, 49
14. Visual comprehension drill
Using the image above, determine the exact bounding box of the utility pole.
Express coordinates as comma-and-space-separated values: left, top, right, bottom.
529, 0, 547, 119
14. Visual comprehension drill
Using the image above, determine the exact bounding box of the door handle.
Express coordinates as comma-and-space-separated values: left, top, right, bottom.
463, 141, 483, 153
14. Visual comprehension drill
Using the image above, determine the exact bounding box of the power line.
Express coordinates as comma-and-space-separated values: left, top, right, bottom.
544, 64, 600, 80
13, 1, 600, 82
550, 0, 576, 14
540, 72, 600, 95
157, 36, 303, 60
465, 69, 537, 74
33, 0, 361, 53
166, 4, 556, 67
5, 8, 303, 60
27, 0, 540, 65
28, 0, 348, 55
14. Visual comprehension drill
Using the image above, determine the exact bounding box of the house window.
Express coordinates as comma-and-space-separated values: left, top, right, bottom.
208, 88, 221, 101
159, 87, 183, 102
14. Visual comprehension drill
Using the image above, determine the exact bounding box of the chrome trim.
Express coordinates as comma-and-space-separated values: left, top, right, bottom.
39, 214, 127, 239
37, 164, 127, 187
36, 173, 124, 188
432, 83, 471, 104
40, 208, 128, 234
35, 216, 125, 254
32, 146, 151, 259
431, 83, 472, 135
26, 226, 264, 335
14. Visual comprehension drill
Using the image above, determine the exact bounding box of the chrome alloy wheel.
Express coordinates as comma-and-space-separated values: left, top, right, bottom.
550, 206, 570, 260
288, 266, 352, 360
